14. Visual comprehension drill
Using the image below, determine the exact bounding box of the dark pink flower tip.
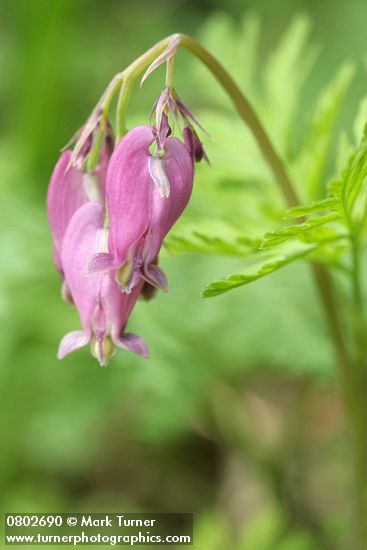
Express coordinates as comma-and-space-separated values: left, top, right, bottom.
183, 126, 207, 163
57, 202, 148, 365
46, 149, 107, 274
97, 125, 193, 293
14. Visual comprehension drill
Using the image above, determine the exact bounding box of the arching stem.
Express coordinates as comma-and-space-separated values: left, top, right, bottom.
103, 33, 359, 545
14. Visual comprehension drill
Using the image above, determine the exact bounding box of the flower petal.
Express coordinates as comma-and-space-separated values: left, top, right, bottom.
114, 332, 150, 358
143, 136, 194, 271
61, 279, 74, 305
87, 252, 118, 273
142, 264, 168, 292
46, 151, 86, 271
106, 126, 155, 266
106, 126, 193, 294
148, 153, 171, 198
57, 330, 90, 359
46, 150, 106, 273
61, 202, 105, 331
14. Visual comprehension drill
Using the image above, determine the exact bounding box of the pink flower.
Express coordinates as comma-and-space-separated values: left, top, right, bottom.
57, 202, 149, 365
47, 113, 196, 364
89, 125, 194, 293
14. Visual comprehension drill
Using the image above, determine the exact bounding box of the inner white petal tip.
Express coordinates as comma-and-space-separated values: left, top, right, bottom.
148, 154, 170, 198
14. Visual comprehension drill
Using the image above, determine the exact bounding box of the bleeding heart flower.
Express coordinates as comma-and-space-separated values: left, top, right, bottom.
58, 201, 149, 365
89, 125, 194, 294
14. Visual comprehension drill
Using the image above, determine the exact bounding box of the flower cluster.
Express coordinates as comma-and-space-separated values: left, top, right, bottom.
47, 86, 202, 365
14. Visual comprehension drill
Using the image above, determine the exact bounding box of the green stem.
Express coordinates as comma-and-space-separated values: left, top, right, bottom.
114, 33, 299, 207
111, 33, 348, 382
115, 37, 174, 140
165, 55, 175, 88
116, 77, 134, 139
351, 238, 364, 322
177, 34, 350, 373
178, 35, 300, 208
175, 34, 360, 546
348, 237, 367, 549
105, 33, 361, 544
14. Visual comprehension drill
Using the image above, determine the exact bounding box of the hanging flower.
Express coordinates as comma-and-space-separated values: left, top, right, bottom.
89, 125, 194, 294
46, 34, 207, 365
58, 202, 148, 365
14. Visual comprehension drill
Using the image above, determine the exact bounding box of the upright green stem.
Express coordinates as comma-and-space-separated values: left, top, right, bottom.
348, 237, 367, 549
351, 238, 364, 326
165, 56, 175, 88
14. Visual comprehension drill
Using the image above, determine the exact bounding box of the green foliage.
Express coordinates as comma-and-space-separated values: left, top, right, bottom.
262, 15, 318, 151
292, 63, 354, 200
166, 231, 255, 256
238, 505, 318, 550
353, 94, 367, 143
167, 12, 359, 302
2, 3, 366, 547
165, 221, 260, 256
193, 12, 261, 103
285, 198, 341, 219
338, 125, 367, 233
260, 214, 341, 249
202, 245, 316, 297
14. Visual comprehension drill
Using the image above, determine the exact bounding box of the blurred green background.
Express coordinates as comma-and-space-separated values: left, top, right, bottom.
1, 0, 367, 548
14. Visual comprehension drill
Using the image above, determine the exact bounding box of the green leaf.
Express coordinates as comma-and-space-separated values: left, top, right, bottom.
202, 246, 316, 298
239, 12, 261, 95
286, 198, 341, 219
165, 231, 258, 257
194, 12, 261, 105
165, 218, 262, 257
340, 124, 367, 229
262, 15, 318, 150
260, 213, 341, 249
353, 93, 367, 143
336, 131, 354, 175
294, 63, 354, 199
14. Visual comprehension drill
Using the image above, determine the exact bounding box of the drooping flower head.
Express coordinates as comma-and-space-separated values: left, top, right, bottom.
89, 125, 194, 294
46, 35, 205, 366
58, 202, 148, 365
